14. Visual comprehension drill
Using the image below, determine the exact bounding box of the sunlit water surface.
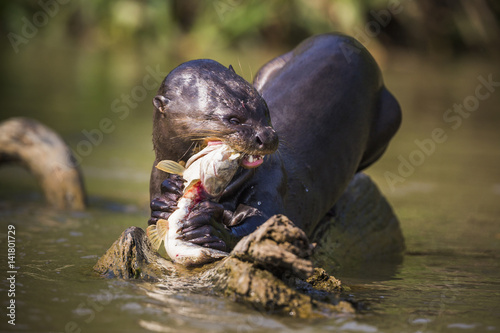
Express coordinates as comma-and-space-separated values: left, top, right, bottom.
0, 47, 499, 332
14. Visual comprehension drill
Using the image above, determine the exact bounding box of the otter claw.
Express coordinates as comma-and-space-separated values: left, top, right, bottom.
151, 211, 172, 219
177, 225, 196, 234
177, 225, 212, 241
202, 241, 226, 251
151, 199, 176, 212
181, 214, 211, 231
160, 178, 183, 196
186, 236, 223, 245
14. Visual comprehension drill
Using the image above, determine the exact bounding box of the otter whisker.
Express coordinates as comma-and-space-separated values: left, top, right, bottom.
277, 138, 289, 148
171, 128, 232, 141
238, 57, 243, 76
268, 149, 282, 164
248, 63, 253, 83
276, 138, 292, 152
178, 141, 196, 161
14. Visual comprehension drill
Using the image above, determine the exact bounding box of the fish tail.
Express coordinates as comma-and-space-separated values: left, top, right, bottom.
146, 225, 162, 251
146, 219, 169, 251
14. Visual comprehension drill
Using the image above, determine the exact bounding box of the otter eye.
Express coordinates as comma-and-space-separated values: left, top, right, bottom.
229, 117, 241, 125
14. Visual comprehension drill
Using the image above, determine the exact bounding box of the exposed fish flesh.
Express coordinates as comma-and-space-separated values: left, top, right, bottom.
146, 142, 242, 266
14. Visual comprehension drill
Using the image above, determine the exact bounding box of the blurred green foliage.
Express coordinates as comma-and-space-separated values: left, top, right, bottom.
1, 0, 499, 206
1, 0, 499, 61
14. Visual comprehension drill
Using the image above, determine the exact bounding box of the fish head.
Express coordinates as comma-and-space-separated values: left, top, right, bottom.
199, 145, 242, 197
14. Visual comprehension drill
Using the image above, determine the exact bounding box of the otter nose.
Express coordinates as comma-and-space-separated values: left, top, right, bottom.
256, 135, 263, 147
255, 127, 279, 153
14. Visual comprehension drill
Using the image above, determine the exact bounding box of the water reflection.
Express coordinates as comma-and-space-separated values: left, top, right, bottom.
1, 22, 499, 333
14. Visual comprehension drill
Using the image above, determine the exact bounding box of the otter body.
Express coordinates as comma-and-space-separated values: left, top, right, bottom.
149, 34, 401, 249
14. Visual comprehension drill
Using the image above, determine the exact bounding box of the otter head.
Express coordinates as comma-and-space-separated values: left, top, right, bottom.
152, 59, 278, 169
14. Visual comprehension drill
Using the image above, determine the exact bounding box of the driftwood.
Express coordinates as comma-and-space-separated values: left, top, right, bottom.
208, 215, 354, 317
94, 215, 355, 318
92, 226, 176, 280
0, 117, 86, 210
93, 173, 404, 317
230, 214, 314, 279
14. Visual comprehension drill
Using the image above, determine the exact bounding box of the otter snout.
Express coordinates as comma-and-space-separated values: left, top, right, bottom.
255, 126, 279, 154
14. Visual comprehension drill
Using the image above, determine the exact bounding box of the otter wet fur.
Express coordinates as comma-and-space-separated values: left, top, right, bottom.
148, 33, 401, 253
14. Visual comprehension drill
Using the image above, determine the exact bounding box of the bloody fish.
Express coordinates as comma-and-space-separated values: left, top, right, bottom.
146, 142, 242, 266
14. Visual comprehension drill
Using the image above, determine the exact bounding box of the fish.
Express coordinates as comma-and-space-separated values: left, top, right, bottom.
146, 142, 242, 266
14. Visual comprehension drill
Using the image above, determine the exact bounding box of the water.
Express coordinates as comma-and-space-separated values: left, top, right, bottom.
1, 43, 499, 332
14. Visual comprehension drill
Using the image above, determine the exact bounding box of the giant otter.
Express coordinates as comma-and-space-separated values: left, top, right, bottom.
148, 33, 401, 252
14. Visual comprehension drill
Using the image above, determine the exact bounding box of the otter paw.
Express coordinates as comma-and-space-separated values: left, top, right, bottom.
176, 225, 227, 251
179, 201, 224, 232
160, 176, 184, 196
148, 176, 184, 225
177, 201, 227, 250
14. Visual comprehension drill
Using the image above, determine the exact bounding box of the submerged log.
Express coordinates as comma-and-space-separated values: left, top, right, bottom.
230, 214, 314, 279
93, 174, 404, 317
93, 226, 176, 280
94, 216, 355, 317
208, 215, 354, 317
0, 117, 86, 210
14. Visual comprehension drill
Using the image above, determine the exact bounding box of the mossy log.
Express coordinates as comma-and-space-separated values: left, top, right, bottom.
94, 216, 356, 317
94, 174, 404, 317
92, 226, 176, 280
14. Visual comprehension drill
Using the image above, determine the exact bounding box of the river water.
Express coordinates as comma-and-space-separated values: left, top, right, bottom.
0, 45, 499, 332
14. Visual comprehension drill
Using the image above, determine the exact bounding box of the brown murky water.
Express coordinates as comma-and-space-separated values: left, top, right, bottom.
1, 45, 499, 332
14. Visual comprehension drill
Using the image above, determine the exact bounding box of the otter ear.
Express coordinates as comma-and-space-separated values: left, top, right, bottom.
228, 65, 236, 74
153, 95, 170, 114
